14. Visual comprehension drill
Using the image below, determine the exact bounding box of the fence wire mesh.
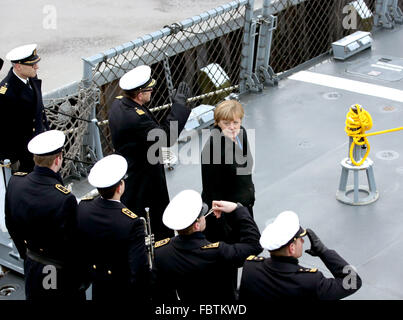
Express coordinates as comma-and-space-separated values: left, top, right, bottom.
41, 0, 402, 179
268, 0, 377, 75
89, 2, 248, 155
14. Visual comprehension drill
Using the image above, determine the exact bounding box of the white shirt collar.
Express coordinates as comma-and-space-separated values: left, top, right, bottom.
100, 196, 121, 203
13, 69, 29, 85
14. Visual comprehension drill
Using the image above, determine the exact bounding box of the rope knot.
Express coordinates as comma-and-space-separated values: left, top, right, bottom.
345, 104, 372, 166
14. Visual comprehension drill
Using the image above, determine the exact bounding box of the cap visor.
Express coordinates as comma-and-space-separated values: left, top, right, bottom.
297, 227, 307, 238
23, 56, 40, 65
146, 78, 156, 88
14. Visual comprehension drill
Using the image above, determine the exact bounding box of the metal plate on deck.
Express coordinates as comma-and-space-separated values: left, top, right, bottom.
375, 150, 399, 161
346, 55, 403, 81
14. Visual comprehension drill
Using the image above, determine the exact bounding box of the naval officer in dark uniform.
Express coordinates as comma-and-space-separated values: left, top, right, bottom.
77, 154, 150, 302
108, 65, 191, 241
152, 190, 262, 303
0, 44, 49, 172
4, 130, 84, 300
239, 210, 362, 301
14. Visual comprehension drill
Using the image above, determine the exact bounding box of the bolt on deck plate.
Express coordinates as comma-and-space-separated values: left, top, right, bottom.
376, 150, 399, 161
322, 92, 341, 100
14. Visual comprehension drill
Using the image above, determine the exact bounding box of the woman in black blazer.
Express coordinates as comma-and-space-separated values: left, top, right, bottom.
201, 100, 255, 243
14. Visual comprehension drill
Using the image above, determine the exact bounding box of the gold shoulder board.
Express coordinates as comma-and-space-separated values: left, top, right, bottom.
80, 196, 94, 201
13, 172, 28, 176
298, 268, 318, 273
201, 242, 220, 249
115, 95, 123, 99
246, 255, 264, 261
55, 184, 70, 194
136, 108, 145, 115
155, 238, 170, 248
122, 208, 138, 219
0, 86, 8, 94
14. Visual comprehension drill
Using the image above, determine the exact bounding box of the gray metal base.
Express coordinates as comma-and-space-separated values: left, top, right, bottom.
0, 270, 25, 300
336, 157, 379, 205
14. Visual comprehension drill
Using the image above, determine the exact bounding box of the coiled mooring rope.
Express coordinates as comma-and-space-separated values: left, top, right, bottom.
345, 104, 403, 166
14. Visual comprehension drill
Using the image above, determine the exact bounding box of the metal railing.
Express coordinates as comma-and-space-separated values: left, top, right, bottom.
37, 0, 400, 179
1, 0, 402, 275
82, 0, 250, 158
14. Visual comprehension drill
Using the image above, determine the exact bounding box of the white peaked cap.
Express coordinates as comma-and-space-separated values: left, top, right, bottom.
6, 44, 40, 65
260, 210, 306, 251
119, 65, 156, 90
88, 154, 128, 188
163, 189, 208, 230
27, 130, 65, 155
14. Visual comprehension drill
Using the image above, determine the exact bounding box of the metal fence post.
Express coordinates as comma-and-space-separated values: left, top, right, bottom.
391, 0, 403, 23
82, 58, 95, 87
91, 114, 104, 161
255, 0, 278, 86
374, 0, 403, 28
239, 0, 259, 94
3, 159, 11, 187
1, 160, 11, 233
82, 58, 104, 161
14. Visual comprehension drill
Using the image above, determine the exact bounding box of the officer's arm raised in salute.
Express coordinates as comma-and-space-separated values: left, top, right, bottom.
151, 190, 262, 303
210, 201, 262, 266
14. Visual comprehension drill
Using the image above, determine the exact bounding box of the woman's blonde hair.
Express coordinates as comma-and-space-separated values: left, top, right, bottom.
214, 100, 244, 125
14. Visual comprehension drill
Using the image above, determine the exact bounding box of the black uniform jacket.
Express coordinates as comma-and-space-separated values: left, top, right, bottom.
5, 166, 82, 299
77, 197, 149, 301
152, 206, 262, 303
0, 68, 49, 171
201, 126, 255, 242
108, 96, 190, 240
5, 166, 77, 262
239, 249, 362, 301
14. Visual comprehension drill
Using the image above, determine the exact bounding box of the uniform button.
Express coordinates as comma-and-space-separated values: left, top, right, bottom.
107, 270, 112, 275
33, 128, 35, 132
93, 265, 96, 269
39, 248, 43, 252
24, 240, 27, 244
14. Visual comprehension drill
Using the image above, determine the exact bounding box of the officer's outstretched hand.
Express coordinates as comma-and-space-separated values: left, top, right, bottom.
172, 82, 191, 106
305, 228, 328, 256
211, 200, 237, 218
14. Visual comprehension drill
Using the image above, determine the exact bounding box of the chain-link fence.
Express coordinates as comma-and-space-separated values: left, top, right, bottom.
84, 0, 250, 156
267, 0, 374, 75
41, 0, 402, 179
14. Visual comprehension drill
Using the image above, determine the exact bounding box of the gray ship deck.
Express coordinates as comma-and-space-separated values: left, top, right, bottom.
1, 23, 402, 301
165, 24, 403, 300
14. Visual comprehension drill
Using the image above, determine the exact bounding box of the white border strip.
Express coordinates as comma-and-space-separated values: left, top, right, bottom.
289, 71, 403, 103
